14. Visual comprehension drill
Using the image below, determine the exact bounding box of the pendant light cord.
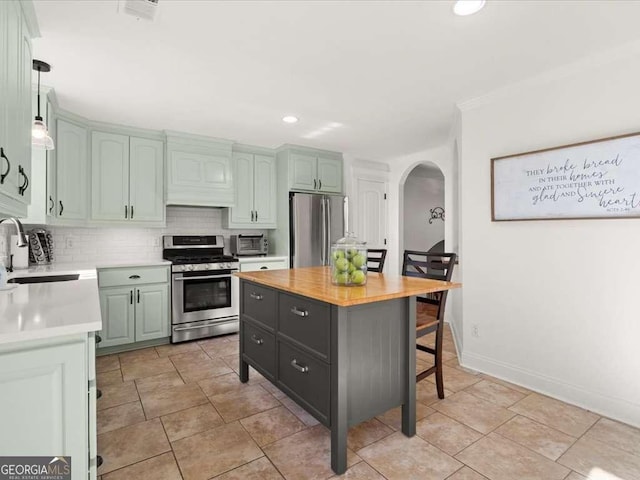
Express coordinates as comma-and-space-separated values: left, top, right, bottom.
36, 66, 41, 119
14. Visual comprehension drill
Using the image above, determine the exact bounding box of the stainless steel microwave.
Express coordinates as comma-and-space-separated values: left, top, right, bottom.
230, 234, 268, 256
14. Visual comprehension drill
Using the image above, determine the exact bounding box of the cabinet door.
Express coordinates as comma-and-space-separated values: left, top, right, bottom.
98, 286, 135, 348
56, 119, 88, 220
46, 100, 57, 218
0, 0, 22, 201
135, 284, 169, 342
91, 131, 130, 221
129, 137, 164, 222
0, 1, 6, 156
290, 153, 317, 191
17, 12, 32, 204
0, 339, 88, 479
317, 156, 342, 193
229, 152, 254, 225
167, 149, 234, 206
253, 154, 276, 226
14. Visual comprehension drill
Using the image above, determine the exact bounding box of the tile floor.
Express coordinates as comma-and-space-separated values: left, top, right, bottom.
96, 326, 640, 480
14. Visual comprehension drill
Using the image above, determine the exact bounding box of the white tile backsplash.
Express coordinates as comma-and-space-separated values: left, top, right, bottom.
0, 206, 268, 267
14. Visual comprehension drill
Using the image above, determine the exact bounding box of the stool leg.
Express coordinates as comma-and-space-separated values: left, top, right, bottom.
435, 326, 445, 399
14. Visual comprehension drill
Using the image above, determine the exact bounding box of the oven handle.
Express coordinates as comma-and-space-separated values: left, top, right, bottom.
174, 323, 225, 332
173, 274, 236, 281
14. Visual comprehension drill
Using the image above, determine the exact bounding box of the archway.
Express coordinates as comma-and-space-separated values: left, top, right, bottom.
399, 161, 446, 265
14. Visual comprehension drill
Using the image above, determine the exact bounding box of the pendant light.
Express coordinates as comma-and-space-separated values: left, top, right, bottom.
32, 59, 55, 150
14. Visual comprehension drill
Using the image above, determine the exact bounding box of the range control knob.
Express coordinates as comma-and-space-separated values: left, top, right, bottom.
184, 264, 194, 272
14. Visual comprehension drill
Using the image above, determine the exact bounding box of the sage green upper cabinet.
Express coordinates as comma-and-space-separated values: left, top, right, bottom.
56, 118, 89, 221
290, 153, 316, 191
316, 156, 342, 193
129, 137, 164, 222
280, 145, 343, 194
166, 132, 234, 207
91, 131, 164, 224
0, 0, 35, 217
91, 131, 129, 221
223, 147, 277, 229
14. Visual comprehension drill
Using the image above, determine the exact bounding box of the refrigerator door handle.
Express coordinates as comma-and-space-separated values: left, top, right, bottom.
326, 197, 332, 265
321, 196, 327, 265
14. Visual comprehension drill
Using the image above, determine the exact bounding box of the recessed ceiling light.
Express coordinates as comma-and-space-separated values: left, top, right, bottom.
453, 0, 485, 16
282, 116, 299, 124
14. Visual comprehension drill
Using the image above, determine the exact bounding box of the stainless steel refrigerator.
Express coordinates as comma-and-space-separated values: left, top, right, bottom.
290, 192, 347, 268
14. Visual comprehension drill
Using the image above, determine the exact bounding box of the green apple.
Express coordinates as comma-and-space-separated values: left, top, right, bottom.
335, 257, 350, 272
347, 262, 356, 274
346, 248, 358, 259
352, 253, 366, 268
351, 270, 366, 285
332, 249, 345, 261
334, 272, 350, 284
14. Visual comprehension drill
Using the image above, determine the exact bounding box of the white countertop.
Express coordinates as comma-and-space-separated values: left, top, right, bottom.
0, 277, 102, 345
7, 260, 171, 278
0, 260, 170, 346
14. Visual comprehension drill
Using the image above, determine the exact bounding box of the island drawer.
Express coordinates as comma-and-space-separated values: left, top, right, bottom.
98, 265, 169, 288
277, 340, 330, 419
242, 321, 275, 378
242, 283, 277, 329
279, 293, 330, 360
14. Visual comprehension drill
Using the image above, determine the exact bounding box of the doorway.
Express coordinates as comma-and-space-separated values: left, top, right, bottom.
402, 163, 445, 254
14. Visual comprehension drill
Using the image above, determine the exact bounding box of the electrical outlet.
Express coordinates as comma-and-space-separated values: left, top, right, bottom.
472, 324, 480, 338
65, 237, 74, 248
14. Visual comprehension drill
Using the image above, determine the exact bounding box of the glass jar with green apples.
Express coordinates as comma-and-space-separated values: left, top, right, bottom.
330, 233, 367, 286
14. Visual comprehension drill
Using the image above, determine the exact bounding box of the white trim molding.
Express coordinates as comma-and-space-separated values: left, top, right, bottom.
461, 350, 640, 429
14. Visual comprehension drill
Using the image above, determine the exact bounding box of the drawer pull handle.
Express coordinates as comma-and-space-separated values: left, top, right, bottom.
250, 292, 263, 300
291, 307, 308, 317
291, 359, 309, 373
250, 335, 264, 345
129, 275, 141, 279
260, 266, 268, 270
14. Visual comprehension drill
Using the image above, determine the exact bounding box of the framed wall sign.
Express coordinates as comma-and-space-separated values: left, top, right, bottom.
491, 131, 640, 221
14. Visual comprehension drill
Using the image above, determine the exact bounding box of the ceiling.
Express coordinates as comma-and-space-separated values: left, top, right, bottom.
33, 0, 640, 161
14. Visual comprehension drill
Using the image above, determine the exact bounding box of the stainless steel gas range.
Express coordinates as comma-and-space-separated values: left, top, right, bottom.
163, 235, 239, 343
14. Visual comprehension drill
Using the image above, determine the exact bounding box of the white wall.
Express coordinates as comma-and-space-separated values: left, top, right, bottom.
459, 48, 640, 427
0, 206, 267, 267
403, 166, 445, 252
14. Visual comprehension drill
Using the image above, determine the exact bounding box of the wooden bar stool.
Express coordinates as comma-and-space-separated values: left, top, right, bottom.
367, 248, 387, 273
402, 250, 457, 399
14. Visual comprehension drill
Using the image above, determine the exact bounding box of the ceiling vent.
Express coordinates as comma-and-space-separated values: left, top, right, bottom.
120, 0, 159, 21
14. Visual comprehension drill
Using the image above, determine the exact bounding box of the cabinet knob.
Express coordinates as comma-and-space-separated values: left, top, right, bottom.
250, 292, 263, 301
250, 335, 264, 345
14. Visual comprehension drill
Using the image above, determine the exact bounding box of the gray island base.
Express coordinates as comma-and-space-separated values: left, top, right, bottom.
238, 279, 417, 474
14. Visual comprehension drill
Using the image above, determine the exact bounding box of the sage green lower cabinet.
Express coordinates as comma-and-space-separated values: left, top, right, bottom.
0, 333, 97, 480
98, 286, 136, 348
134, 284, 170, 342
97, 265, 170, 349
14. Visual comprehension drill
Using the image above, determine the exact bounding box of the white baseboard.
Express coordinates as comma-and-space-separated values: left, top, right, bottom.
461, 350, 640, 429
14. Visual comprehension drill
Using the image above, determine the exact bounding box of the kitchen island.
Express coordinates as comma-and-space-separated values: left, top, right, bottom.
235, 266, 461, 474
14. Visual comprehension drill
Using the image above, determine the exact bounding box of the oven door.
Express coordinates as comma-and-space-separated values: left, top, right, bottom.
172, 270, 239, 325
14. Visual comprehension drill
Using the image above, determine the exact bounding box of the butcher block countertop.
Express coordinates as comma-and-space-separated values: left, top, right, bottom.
234, 266, 461, 307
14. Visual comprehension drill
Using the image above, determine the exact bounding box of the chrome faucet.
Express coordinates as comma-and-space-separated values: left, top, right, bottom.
0, 217, 28, 247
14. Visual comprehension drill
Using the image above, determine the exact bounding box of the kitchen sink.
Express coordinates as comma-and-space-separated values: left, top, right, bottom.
8, 274, 80, 284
